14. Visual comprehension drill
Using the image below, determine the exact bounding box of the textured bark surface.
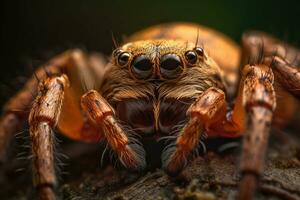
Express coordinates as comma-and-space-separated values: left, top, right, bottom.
1, 129, 300, 200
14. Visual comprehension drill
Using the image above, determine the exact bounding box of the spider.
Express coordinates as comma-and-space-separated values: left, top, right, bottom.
0, 22, 300, 200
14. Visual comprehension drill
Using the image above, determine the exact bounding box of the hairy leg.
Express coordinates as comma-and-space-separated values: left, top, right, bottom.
0, 65, 58, 162
235, 64, 276, 200
162, 87, 228, 175
81, 90, 146, 171
29, 75, 69, 200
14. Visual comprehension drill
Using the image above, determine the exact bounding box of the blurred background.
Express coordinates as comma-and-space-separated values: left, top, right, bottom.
1, 0, 300, 106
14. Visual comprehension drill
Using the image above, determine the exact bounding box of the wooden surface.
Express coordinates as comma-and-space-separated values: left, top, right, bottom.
1, 129, 300, 200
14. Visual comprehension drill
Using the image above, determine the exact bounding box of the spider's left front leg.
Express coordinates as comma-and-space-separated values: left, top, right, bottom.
162, 87, 228, 175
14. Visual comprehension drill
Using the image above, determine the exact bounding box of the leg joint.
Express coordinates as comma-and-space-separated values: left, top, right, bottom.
81, 90, 114, 123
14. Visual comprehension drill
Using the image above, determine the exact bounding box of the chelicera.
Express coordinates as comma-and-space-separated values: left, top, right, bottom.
0, 22, 300, 200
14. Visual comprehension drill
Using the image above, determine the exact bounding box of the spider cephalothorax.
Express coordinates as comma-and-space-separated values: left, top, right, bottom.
0, 22, 300, 200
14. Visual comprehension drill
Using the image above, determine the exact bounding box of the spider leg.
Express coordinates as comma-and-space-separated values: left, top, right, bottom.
81, 90, 146, 171
0, 65, 59, 162
231, 31, 300, 200
29, 75, 69, 200
264, 56, 300, 98
236, 64, 276, 200
162, 87, 227, 175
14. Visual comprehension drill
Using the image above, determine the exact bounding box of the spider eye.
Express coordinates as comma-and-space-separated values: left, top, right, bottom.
160, 54, 183, 79
118, 52, 130, 66
194, 47, 204, 57
131, 55, 153, 79
185, 50, 197, 64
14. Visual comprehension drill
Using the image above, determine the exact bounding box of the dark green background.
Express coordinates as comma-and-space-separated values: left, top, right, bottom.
1, 0, 300, 106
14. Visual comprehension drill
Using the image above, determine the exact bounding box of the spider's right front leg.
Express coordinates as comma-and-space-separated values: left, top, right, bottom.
81, 90, 146, 170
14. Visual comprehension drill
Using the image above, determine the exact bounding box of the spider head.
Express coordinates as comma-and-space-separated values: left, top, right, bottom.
101, 40, 226, 101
